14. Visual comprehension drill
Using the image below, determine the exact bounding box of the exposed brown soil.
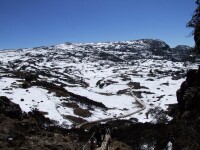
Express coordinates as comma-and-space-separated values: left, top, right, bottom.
73, 108, 92, 118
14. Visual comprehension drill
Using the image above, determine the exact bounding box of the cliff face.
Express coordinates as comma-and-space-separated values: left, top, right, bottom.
176, 66, 200, 121
168, 66, 200, 150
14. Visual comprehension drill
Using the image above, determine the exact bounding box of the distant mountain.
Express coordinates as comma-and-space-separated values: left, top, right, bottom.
1, 39, 196, 62
8, 39, 197, 62
171, 45, 195, 62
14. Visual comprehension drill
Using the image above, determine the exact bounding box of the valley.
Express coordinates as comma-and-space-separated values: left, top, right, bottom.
0, 39, 198, 127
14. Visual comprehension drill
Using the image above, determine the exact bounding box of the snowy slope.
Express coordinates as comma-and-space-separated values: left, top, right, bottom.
0, 39, 198, 127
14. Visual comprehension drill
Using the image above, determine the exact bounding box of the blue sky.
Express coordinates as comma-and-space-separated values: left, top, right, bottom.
0, 0, 196, 49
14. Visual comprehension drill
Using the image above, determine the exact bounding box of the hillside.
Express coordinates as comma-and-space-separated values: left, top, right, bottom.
0, 39, 198, 126
0, 39, 199, 149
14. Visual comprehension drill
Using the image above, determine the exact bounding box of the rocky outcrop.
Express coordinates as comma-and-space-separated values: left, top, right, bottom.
0, 96, 88, 149
165, 66, 200, 150
176, 66, 200, 121
0, 96, 23, 119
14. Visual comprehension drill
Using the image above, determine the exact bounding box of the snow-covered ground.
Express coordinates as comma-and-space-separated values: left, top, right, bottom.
0, 41, 198, 127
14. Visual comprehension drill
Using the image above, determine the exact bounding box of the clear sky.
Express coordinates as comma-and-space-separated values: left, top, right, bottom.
0, 0, 196, 49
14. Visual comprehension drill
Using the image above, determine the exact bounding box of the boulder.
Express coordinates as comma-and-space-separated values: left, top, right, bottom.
0, 96, 23, 119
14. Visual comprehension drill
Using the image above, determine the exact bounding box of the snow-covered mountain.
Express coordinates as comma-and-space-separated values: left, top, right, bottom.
0, 39, 198, 128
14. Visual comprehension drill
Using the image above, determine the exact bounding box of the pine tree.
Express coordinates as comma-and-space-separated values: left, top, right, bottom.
187, 0, 200, 53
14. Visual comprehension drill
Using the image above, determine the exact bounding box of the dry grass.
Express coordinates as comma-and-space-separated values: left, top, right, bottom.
73, 108, 92, 118
64, 115, 87, 124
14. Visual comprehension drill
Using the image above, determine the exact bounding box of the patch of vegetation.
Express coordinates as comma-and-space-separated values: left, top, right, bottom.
127, 82, 148, 89
63, 115, 86, 124
73, 108, 92, 118
62, 102, 79, 108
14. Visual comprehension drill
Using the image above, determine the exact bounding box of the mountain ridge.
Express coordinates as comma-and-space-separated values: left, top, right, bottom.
2, 39, 195, 63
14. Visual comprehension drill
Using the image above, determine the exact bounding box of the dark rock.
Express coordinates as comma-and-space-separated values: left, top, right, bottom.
21, 83, 29, 89
25, 73, 38, 82
0, 96, 23, 119
146, 78, 154, 81
175, 67, 200, 121
117, 89, 129, 95
161, 82, 169, 86
28, 108, 54, 128
195, 66, 200, 85
186, 69, 197, 86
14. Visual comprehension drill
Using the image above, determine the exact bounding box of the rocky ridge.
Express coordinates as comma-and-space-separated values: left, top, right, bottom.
8, 39, 196, 62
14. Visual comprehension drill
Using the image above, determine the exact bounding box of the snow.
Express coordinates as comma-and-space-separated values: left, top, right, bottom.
66, 87, 134, 109
0, 40, 199, 126
0, 77, 73, 125
166, 141, 173, 150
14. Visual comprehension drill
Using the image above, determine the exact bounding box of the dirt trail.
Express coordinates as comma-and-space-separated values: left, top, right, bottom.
76, 89, 146, 128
